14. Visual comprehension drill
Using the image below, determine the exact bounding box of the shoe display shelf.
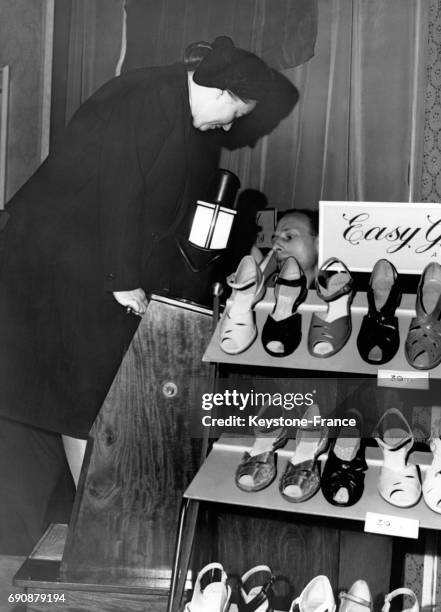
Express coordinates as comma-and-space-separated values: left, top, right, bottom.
203, 289, 441, 378
167, 435, 440, 612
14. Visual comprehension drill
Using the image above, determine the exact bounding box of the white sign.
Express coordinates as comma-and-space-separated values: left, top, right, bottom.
364, 512, 419, 539
377, 369, 429, 390
319, 201, 441, 274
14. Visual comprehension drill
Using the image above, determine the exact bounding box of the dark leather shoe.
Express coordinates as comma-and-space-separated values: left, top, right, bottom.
357, 259, 401, 365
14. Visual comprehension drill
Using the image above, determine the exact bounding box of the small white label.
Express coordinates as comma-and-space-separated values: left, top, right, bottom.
364, 512, 419, 539
377, 369, 429, 390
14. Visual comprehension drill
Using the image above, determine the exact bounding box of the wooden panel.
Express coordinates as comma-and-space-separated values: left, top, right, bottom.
61, 298, 212, 585
27, 589, 166, 612
212, 507, 340, 611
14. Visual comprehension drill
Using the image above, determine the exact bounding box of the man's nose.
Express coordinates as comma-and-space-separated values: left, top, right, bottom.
222, 123, 233, 132
272, 236, 283, 252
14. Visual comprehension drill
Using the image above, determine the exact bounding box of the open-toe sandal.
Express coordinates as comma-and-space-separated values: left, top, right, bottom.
239, 565, 274, 612
422, 425, 441, 514
405, 262, 441, 370
235, 428, 287, 493
261, 256, 307, 357
185, 562, 231, 612
381, 588, 419, 612
280, 405, 329, 503
308, 258, 354, 358
339, 580, 372, 612
374, 408, 421, 508
321, 425, 367, 507
219, 255, 265, 355
357, 259, 401, 365
289, 575, 336, 612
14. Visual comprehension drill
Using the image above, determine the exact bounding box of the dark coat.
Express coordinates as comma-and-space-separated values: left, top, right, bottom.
0, 63, 194, 438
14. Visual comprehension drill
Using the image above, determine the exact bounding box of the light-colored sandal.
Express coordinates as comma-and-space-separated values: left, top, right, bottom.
422, 430, 441, 513
374, 408, 421, 508
339, 580, 372, 612
239, 565, 274, 612
219, 255, 265, 355
184, 562, 231, 612
289, 575, 336, 612
381, 588, 419, 612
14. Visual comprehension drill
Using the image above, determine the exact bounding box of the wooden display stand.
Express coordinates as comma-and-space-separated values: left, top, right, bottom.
14, 295, 213, 611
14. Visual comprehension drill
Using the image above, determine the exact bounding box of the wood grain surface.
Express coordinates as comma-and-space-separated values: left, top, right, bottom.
27, 589, 167, 612
61, 298, 212, 586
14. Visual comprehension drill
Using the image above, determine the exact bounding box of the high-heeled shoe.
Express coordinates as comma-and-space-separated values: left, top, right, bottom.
235, 419, 287, 493
422, 426, 441, 514
357, 259, 401, 365
261, 256, 307, 357
219, 255, 265, 355
289, 575, 336, 612
405, 262, 441, 370
185, 563, 231, 612
374, 408, 421, 508
321, 425, 367, 507
238, 565, 274, 612
279, 405, 329, 503
339, 580, 372, 612
308, 258, 354, 358
381, 588, 419, 612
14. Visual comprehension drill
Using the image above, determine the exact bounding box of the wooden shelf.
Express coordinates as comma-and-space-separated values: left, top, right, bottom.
184, 436, 440, 533
203, 289, 441, 379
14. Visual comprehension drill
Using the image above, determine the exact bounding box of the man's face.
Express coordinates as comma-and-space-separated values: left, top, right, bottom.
192, 90, 257, 132
272, 213, 318, 273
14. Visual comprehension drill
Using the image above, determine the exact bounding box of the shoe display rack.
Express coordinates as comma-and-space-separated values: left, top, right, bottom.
203, 288, 441, 379
167, 436, 440, 612
165, 286, 441, 612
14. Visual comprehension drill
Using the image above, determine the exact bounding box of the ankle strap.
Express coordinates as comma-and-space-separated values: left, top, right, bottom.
382, 588, 419, 612
340, 591, 372, 610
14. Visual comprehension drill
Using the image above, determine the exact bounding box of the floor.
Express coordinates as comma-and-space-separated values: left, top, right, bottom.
0, 556, 26, 612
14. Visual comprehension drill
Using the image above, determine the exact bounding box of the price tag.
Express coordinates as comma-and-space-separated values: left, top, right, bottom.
377, 369, 429, 390
364, 512, 419, 539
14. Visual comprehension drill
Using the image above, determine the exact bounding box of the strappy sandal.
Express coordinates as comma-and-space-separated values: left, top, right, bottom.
374, 408, 421, 508
422, 426, 441, 514
381, 588, 419, 612
238, 565, 274, 612
185, 562, 231, 612
308, 258, 354, 358
339, 580, 372, 612
261, 257, 307, 357
289, 575, 336, 612
219, 255, 265, 355
321, 426, 367, 507
235, 429, 287, 493
280, 405, 329, 503
357, 259, 401, 365
405, 262, 441, 370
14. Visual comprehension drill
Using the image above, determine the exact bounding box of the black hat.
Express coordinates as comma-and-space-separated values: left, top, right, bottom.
193, 36, 274, 102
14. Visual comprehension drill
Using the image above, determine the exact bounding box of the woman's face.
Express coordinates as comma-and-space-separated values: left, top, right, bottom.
191, 89, 257, 132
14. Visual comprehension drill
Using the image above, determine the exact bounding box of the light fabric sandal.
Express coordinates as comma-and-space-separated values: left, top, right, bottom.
185, 562, 231, 612
219, 255, 265, 355
422, 431, 441, 513
381, 588, 419, 612
374, 408, 421, 508
239, 565, 274, 612
339, 580, 372, 612
289, 575, 336, 612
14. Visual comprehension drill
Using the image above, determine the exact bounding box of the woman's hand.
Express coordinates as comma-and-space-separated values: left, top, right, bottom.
112, 288, 148, 316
